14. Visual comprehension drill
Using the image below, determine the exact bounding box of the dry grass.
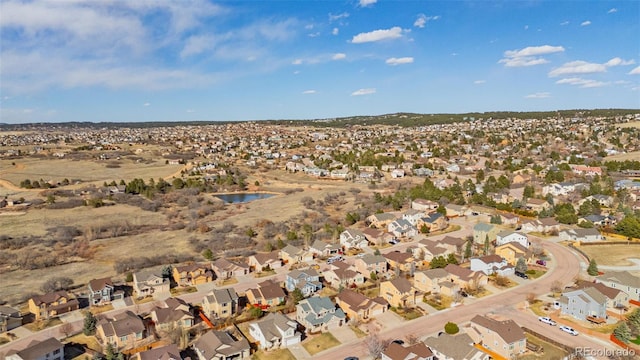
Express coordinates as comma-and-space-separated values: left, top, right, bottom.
615, 121, 640, 129
65, 333, 103, 352
578, 245, 640, 266
606, 150, 640, 161
24, 318, 62, 331
519, 333, 569, 360
349, 324, 367, 338
302, 332, 341, 355
251, 349, 297, 360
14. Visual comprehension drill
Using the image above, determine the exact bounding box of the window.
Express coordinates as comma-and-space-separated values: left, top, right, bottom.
54, 349, 61, 355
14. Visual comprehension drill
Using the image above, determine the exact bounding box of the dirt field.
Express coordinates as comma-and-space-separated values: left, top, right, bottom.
578, 245, 640, 266
606, 150, 640, 161
615, 121, 640, 128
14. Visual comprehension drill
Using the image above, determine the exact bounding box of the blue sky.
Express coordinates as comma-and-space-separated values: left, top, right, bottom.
1, 0, 639, 124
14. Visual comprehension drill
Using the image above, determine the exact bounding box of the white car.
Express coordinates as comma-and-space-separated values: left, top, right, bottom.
559, 325, 579, 336
538, 316, 557, 326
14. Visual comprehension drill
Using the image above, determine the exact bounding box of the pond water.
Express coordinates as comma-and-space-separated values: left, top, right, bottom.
215, 192, 276, 203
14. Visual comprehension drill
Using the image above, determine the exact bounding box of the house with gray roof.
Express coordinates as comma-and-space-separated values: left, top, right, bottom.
559, 228, 603, 242
132, 344, 182, 360
203, 288, 239, 319
150, 297, 194, 333
96, 311, 147, 350
388, 219, 417, 238
366, 212, 397, 228
133, 269, 170, 299
249, 312, 301, 350
285, 268, 322, 297
424, 333, 489, 360
554, 287, 607, 321
467, 315, 526, 359
473, 223, 499, 245
296, 296, 346, 334
0, 306, 22, 333
6, 337, 64, 360
340, 229, 369, 250
596, 271, 640, 302
308, 240, 341, 258
193, 330, 250, 360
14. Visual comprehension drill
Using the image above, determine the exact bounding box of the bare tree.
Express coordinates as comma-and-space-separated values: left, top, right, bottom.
550, 280, 562, 294
60, 322, 73, 338
364, 329, 390, 359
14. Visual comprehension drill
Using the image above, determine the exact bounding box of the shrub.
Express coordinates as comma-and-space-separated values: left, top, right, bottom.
444, 321, 459, 334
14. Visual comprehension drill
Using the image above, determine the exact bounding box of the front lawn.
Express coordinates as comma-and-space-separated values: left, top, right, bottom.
391, 306, 424, 320
525, 270, 546, 279
302, 332, 341, 355
519, 333, 569, 359
631, 336, 640, 345
65, 333, 103, 352
423, 295, 451, 310
349, 324, 367, 338
252, 348, 297, 360
528, 300, 548, 317
24, 318, 62, 331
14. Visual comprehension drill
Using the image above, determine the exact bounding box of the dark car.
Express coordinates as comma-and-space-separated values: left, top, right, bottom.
392, 339, 405, 345
536, 259, 547, 266
344, 357, 359, 360
515, 271, 529, 279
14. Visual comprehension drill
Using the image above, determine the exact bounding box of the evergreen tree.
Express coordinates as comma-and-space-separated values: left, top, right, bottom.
83, 311, 97, 335
464, 240, 472, 260
614, 322, 632, 343
587, 259, 599, 276
516, 257, 528, 273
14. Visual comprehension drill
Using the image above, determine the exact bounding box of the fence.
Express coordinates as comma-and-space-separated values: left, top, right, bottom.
567, 243, 590, 262
522, 326, 576, 354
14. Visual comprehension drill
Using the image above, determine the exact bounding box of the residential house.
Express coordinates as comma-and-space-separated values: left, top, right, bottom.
579, 214, 617, 227
575, 282, 630, 310
391, 169, 405, 178
473, 223, 500, 245
249, 312, 301, 350
423, 333, 489, 360
444, 264, 489, 290
96, 311, 146, 350
388, 219, 417, 239
495, 243, 533, 266
296, 297, 346, 333
150, 297, 194, 333
415, 239, 453, 262
354, 254, 388, 276
467, 315, 526, 359
335, 289, 387, 322
366, 213, 397, 229
554, 287, 607, 321
416, 213, 449, 233
88, 277, 121, 307
279, 244, 313, 265
470, 255, 514, 276
0, 306, 22, 333
28, 291, 79, 321
212, 258, 250, 280
340, 229, 369, 250
412, 199, 439, 212
414, 167, 435, 177
381, 342, 434, 360
519, 218, 561, 233
402, 209, 425, 226
495, 231, 529, 248
131, 344, 182, 360
512, 173, 532, 185
203, 288, 240, 320
247, 251, 283, 273
5, 338, 64, 360
133, 269, 170, 299
384, 251, 417, 274
380, 277, 417, 308
498, 213, 520, 226
363, 228, 394, 247
285, 268, 322, 297
323, 261, 365, 289
542, 182, 576, 197
437, 236, 467, 256
596, 271, 640, 301
193, 330, 250, 360
413, 269, 459, 297
308, 240, 341, 258
524, 198, 551, 213
445, 204, 468, 218
172, 263, 214, 286
246, 280, 286, 309
559, 228, 603, 243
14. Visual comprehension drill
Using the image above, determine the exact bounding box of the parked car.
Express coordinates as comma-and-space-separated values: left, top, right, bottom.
392, 339, 405, 345
515, 271, 529, 279
344, 357, 359, 360
559, 325, 579, 336
538, 316, 557, 326
536, 259, 547, 266
389, 239, 399, 245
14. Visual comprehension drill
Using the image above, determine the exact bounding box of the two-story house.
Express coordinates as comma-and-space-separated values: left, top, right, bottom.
335, 289, 387, 322
596, 271, 640, 302
354, 254, 388, 276
296, 297, 346, 334
203, 288, 240, 320
382, 342, 434, 360
6, 337, 64, 360
495, 242, 533, 266
247, 251, 283, 273
88, 277, 123, 307
246, 280, 286, 309
150, 297, 194, 333
323, 261, 365, 289
413, 269, 459, 297
380, 278, 417, 308
308, 240, 341, 258
554, 287, 607, 321
193, 330, 250, 360
280, 244, 313, 265
473, 223, 500, 245
249, 312, 301, 350
96, 311, 146, 351
172, 263, 214, 286
366, 213, 397, 229
0, 306, 22, 333
467, 315, 527, 359
444, 264, 488, 290
131, 344, 182, 360
388, 219, 417, 238
212, 258, 250, 280
383, 251, 416, 275
340, 229, 369, 250
416, 213, 449, 233
133, 269, 170, 299
402, 209, 425, 226
28, 291, 79, 321
285, 268, 322, 297
495, 231, 529, 248
470, 255, 514, 276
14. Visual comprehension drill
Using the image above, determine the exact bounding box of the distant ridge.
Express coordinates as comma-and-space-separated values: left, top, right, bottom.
1, 109, 638, 130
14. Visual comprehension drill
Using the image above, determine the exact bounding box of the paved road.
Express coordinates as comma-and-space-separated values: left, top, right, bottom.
312, 240, 618, 360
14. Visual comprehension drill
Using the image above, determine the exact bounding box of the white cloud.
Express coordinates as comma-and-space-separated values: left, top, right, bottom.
555, 77, 608, 88
180, 34, 218, 58
560, 21, 569, 25
549, 58, 635, 77
143, 102, 151, 107
302, 90, 316, 94
414, 14, 440, 28
332, 53, 347, 60
525, 92, 550, 98
351, 88, 376, 96
605, 57, 635, 67
581, 20, 591, 26
473, 80, 486, 84
186, 109, 195, 113
499, 45, 564, 67
332, 27, 339, 35
351, 27, 403, 43
608, 8, 617, 13
329, 12, 349, 22
292, 59, 303, 65
385, 57, 414, 66
629, 66, 640, 75
524, 25, 529, 30
359, 0, 377, 7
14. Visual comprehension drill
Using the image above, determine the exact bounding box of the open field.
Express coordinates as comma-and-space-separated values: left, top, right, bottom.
578, 245, 640, 266
615, 121, 640, 128
605, 150, 640, 161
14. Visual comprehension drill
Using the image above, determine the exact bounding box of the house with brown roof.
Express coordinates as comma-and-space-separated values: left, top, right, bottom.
335, 289, 387, 322
131, 344, 182, 360
323, 261, 365, 289
193, 330, 250, 360
279, 244, 313, 265
524, 198, 551, 213
414, 239, 453, 262
380, 277, 417, 308
424, 333, 489, 360
381, 342, 434, 360
96, 311, 147, 351
467, 315, 526, 359
150, 297, 194, 333
246, 280, 286, 308
248, 251, 283, 273
413, 269, 459, 297
362, 228, 394, 247
596, 271, 640, 302
28, 291, 79, 321
354, 254, 388, 276
308, 240, 341, 258
444, 264, 488, 289
574, 281, 630, 310
5, 337, 64, 360
0, 306, 22, 333
203, 288, 240, 320
212, 258, 250, 280
384, 251, 417, 274
172, 263, 214, 286
88, 277, 122, 307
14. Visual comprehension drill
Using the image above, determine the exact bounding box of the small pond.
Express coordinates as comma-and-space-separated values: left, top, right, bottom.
215, 192, 276, 203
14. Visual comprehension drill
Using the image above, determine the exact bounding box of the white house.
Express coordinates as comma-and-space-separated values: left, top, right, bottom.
470, 255, 515, 276
402, 209, 425, 226
339, 229, 369, 250
495, 231, 529, 248
249, 313, 301, 350
388, 219, 417, 238
559, 228, 603, 243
